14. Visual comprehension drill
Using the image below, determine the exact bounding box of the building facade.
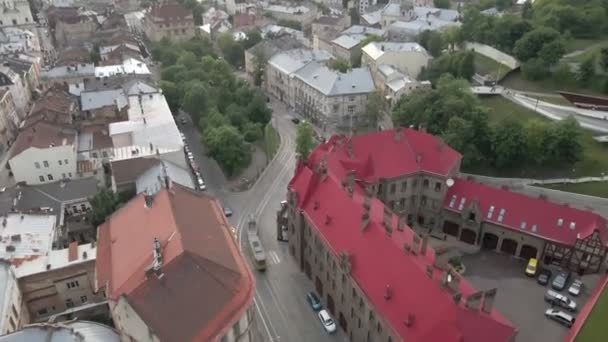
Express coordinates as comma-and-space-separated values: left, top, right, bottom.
285, 129, 517, 342
0, 89, 18, 148
0, 0, 34, 28
264, 4, 318, 31
361, 41, 431, 80
0, 261, 25, 335
54, 16, 98, 48
15, 242, 107, 323
143, 1, 195, 42
96, 185, 257, 342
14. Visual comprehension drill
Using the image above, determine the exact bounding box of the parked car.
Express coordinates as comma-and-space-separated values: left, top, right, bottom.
184, 145, 190, 153
552, 270, 572, 291
318, 310, 336, 334
568, 279, 583, 296
306, 292, 322, 311
187, 152, 194, 161
545, 290, 577, 312
525, 258, 538, 277
223, 206, 233, 217
545, 309, 575, 328
537, 268, 552, 286
180, 133, 186, 142
180, 117, 187, 125
196, 177, 206, 191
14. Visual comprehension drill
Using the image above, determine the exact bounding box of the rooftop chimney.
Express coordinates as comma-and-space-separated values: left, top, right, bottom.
384, 285, 392, 300
404, 314, 415, 327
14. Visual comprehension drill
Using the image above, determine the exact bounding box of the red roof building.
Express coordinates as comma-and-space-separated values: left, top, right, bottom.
286, 128, 608, 341
95, 184, 256, 342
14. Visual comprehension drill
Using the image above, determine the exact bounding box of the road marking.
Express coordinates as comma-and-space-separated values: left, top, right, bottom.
269, 250, 281, 264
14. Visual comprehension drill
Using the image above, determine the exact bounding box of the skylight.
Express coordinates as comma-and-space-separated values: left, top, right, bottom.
487, 205, 495, 219
569, 222, 576, 230
557, 218, 563, 227
520, 222, 527, 230
457, 197, 466, 211
497, 208, 505, 222
531, 224, 537, 232
448, 195, 456, 208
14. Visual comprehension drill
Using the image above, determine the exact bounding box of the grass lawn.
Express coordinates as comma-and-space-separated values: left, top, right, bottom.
474, 52, 511, 80
539, 182, 608, 198
467, 96, 608, 180
575, 286, 608, 342
263, 123, 280, 161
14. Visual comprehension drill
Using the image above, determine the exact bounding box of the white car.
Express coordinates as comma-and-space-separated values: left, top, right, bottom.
545, 290, 577, 312
545, 309, 575, 328
187, 152, 194, 160
180, 133, 186, 142
197, 177, 206, 190
318, 309, 336, 334
568, 279, 583, 296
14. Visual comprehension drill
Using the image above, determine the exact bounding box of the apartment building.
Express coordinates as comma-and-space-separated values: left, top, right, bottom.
143, 1, 195, 42
244, 35, 303, 77
0, 55, 41, 119
15, 242, 107, 323
317, 26, 384, 65
96, 184, 257, 342
266, 48, 333, 107
286, 129, 517, 342
264, 4, 318, 31
0, 89, 18, 148
0, 261, 23, 335
0, 0, 34, 28
293, 63, 375, 130
0, 27, 40, 56
361, 41, 431, 79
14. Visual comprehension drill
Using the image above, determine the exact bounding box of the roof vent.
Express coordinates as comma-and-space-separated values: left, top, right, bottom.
11, 234, 21, 242
351, 84, 355, 88
46, 264, 51, 270
569, 222, 576, 230
325, 215, 332, 225
404, 314, 415, 327
5, 245, 15, 252
313, 74, 318, 79
313, 201, 320, 210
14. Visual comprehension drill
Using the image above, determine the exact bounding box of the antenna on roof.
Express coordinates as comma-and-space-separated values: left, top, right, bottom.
446, 178, 455, 187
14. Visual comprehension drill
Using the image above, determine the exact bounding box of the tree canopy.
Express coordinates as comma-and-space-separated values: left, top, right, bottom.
296, 122, 315, 159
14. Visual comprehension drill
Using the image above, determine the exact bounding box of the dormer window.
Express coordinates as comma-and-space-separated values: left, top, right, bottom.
557, 218, 563, 227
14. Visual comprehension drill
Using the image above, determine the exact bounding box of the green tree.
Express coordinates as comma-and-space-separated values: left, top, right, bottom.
243, 29, 263, 49
296, 122, 315, 159
365, 91, 384, 125
547, 116, 583, 163
491, 119, 527, 168
182, 82, 208, 120
521, 58, 550, 80
252, 45, 269, 86
577, 56, 595, 85
200, 108, 229, 134
600, 47, 608, 71
524, 119, 550, 164
176, 50, 198, 69
492, 15, 532, 53
242, 122, 263, 142
513, 27, 561, 62
159, 80, 182, 112
90, 189, 118, 227
328, 58, 351, 73
539, 39, 565, 66
442, 26, 462, 52
418, 30, 444, 57
458, 51, 475, 80
217, 32, 245, 67
246, 92, 272, 124
90, 45, 101, 64
433, 0, 450, 9
205, 125, 251, 175
443, 116, 483, 166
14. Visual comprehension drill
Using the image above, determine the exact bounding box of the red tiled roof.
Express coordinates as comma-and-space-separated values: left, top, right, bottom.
308, 128, 461, 184
444, 178, 608, 246
95, 185, 254, 341
289, 164, 516, 342
10, 121, 76, 159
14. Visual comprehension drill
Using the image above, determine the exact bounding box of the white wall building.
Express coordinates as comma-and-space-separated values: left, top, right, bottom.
94, 58, 150, 78
0, 65, 30, 119
0, 262, 23, 335
361, 41, 431, 79
0, 0, 34, 28
0, 27, 40, 55
8, 122, 77, 185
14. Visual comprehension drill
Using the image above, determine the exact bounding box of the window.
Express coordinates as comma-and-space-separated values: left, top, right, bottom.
37, 308, 48, 316
435, 182, 441, 191
92, 152, 98, 158
399, 198, 405, 208
64, 159, 68, 164
80, 295, 88, 303
47, 174, 53, 181
412, 179, 418, 187
65, 299, 74, 308
377, 322, 382, 333
423, 179, 429, 188
389, 200, 395, 209
58, 160, 62, 165
401, 181, 407, 192
62, 173, 66, 179
349, 96, 355, 102
39, 176, 44, 182
80, 204, 87, 211
68, 172, 72, 177
66, 280, 80, 289
390, 183, 396, 194
35, 162, 40, 169
102, 151, 108, 158
421, 196, 427, 207
182, 29, 186, 33
347, 105, 356, 113
43, 161, 49, 167
468, 212, 476, 221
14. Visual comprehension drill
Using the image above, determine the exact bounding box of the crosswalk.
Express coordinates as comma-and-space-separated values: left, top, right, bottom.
267, 250, 281, 265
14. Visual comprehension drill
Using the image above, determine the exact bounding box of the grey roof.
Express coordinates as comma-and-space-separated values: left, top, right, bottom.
413, 6, 459, 22
247, 36, 304, 56
0, 321, 120, 342
341, 25, 384, 36
382, 3, 405, 17
80, 88, 127, 111
135, 160, 194, 195
294, 62, 375, 96
43, 63, 95, 79
362, 41, 429, 60
268, 49, 333, 75
361, 9, 382, 25
124, 80, 157, 95
388, 18, 460, 35
0, 178, 101, 224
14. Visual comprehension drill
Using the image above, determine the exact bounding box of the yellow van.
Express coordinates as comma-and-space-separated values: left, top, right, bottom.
525, 258, 538, 277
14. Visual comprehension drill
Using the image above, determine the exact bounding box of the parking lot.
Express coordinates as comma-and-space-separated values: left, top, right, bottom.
461, 251, 602, 342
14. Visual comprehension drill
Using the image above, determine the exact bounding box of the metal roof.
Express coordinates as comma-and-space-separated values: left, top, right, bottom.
294, 62, 375, 96
268, 48, 333, 75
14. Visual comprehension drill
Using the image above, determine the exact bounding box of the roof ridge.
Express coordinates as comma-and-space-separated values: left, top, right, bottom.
183, 251, 242, 293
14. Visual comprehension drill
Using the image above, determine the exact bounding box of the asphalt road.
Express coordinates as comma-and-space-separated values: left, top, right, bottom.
180, 102, 348, 342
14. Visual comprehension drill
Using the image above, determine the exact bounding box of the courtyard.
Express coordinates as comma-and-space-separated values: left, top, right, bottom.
460, 251, 602, 342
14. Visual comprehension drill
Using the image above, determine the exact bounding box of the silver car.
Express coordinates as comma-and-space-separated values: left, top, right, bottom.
568, 279, 583, 296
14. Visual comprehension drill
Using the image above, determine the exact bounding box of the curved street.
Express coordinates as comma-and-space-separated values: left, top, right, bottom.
180, 101, 347, 342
